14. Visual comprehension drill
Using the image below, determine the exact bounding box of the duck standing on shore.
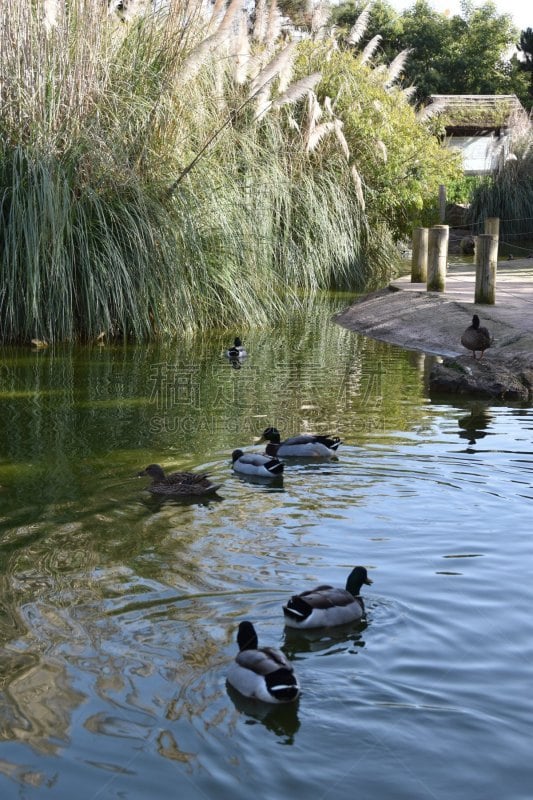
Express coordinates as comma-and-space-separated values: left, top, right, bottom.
461, 314, 491, 360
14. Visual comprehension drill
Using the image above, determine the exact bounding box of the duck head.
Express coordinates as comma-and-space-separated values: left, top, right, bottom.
346, 566, 373, 596
260, 427, 281, 444
237, 621, 259, 651
138, 464, 166, 480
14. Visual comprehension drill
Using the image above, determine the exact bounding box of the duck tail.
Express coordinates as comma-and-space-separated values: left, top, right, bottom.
265, 668, 300, 701
316, 436, 342, 451
266, 458, 284, 475
283, 595, 312, 622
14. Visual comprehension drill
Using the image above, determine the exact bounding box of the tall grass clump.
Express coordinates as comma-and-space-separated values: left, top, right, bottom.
468, 121, 533, 242
0, 0, 455, 341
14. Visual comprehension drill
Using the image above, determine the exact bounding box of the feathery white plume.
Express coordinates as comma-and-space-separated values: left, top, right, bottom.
385, 49, 412, 87
253, 0, 267, 41
234, 10, 251, 85
347, 5, 371, 47
272, 73, 322, 109
43, 0, 60, 32
376, 140, 388, 162
249, 42, 297, 96
351, 165, 365, 209
254, 86, 272, 121
265, 0, 282, 50
334, 119, 350, 159
181, 0, 243, 82
359, 34, 381, 64
418, 98, 446, 120
307, 122, 337, 152
402, 85, 417, 102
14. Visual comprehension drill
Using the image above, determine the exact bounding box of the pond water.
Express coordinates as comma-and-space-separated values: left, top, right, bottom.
0, 294, 532, 800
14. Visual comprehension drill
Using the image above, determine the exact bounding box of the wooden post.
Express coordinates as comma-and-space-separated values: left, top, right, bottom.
427, 225, 449, 292
475, 234, 498, 304
484, 217, 500, 237
411, 227, 428, 282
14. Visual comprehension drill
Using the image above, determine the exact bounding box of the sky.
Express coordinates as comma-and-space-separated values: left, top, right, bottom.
387, 0, 532, 32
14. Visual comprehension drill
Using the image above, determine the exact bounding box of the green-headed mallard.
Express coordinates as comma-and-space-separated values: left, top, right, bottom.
231, 449, 284, 477
283, 566, 373, 629
138, 464, 220, 497
461, 314, 491, 359
260, 427, 341, 458
227, 621, 300, 704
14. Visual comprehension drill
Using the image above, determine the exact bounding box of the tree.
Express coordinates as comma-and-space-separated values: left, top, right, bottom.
517, 28, 533, 103
329, 0, 524, 104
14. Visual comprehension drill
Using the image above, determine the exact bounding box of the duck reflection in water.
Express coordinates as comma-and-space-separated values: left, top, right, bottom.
457, 403, 492, 446
226, 684, 300, 745
282, 619, 368, 659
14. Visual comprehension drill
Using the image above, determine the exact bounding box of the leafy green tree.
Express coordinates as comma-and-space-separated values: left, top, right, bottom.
517, 28, 533, 103
294, 39, 461, 238
330, 0, 524, 104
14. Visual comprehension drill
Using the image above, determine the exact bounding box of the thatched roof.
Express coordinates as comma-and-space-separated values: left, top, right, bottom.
426, 94, 528, 133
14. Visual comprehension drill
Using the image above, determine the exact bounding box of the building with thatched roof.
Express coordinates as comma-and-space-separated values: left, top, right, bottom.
425, 94, 529, 175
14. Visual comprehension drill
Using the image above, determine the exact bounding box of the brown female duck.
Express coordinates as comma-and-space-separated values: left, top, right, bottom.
461, 314, 491, 359
138, 464, 220, 496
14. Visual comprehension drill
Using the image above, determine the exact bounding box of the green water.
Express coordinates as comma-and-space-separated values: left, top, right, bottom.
0, 295, 532, 799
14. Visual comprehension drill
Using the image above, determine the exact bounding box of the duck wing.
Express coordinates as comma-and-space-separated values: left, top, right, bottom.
236, 454, 272, 467
296, 585, 355, 609
282, 433, 340, 450
236, 647, 292, 674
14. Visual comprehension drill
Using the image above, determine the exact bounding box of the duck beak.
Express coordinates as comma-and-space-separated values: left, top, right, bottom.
364, 577, 373, 585
137, 469, 148, 477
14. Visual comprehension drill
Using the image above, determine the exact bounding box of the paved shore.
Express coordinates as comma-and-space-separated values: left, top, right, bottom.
335, 259, 533, 366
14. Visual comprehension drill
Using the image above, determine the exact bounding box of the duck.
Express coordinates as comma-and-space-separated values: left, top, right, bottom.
260, 427, 341, 458
138, 464, 220, 496
231, 449, 284, 477
461, 314, 491, 360
226, 337, 247, 359
282, 566, 373, 629
227, 621, 300, 704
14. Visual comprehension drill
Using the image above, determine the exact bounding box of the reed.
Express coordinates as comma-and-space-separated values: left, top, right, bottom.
468, 124, 533, 242
0, 0, 435, 342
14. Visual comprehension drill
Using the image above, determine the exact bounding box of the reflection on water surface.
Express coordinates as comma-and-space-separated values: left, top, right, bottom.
0, 294, 532, 799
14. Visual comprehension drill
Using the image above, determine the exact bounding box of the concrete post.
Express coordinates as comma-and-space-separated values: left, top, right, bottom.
484, 217, 500, 237
427, 225, 449, 292
475, 233, 498, 304
411, 227, 428, 282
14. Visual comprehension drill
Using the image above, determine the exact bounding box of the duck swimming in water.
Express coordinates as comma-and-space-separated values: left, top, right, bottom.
138, 464, 220, 496
283, 566, 373, 629
260, 427, 341, 458
461, 314, 491, 359
226, 337, 247, 359
231, 450, 284, 477
227, 621, 300, 703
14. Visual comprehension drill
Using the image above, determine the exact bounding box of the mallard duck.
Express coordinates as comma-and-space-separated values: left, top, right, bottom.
461, 314, 491, 359
283, 566, 373, 629
260, 427, 341, 458
138, 464, 220, 496
226, 337, 247, 359
231, 449, 284, 477
227, 621, 300, 704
